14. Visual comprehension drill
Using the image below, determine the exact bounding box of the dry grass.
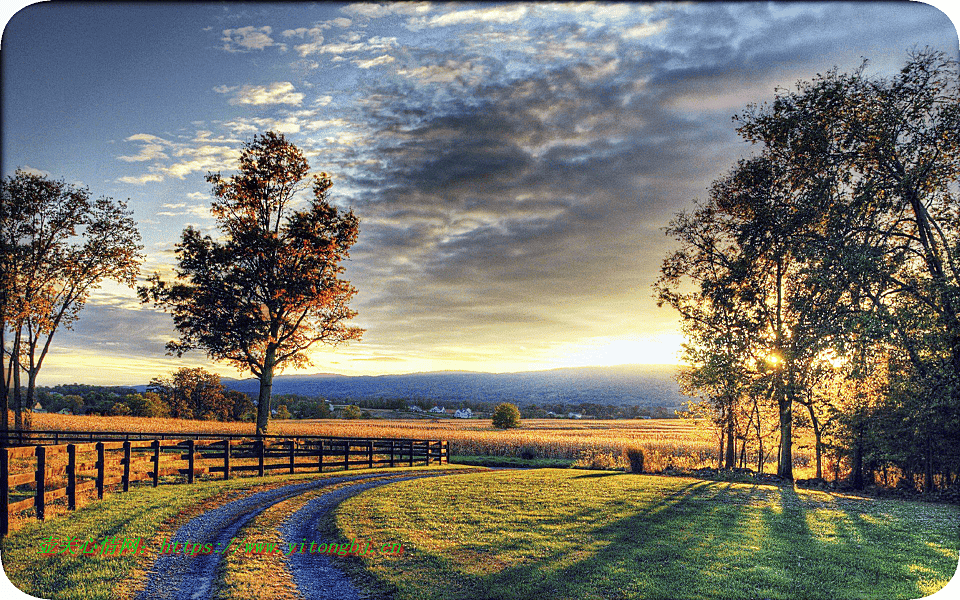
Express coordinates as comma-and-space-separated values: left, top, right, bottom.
23, 412, 819, 477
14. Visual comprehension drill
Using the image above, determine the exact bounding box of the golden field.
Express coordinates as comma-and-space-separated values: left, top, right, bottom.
17, 412, 821, 476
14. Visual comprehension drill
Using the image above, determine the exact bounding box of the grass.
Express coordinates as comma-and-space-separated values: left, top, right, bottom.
449, 455, 574, 468
334, 469, 960, 600
0, 464, 481, 600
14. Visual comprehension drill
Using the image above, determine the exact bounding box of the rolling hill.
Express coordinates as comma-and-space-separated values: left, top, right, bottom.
221, 364, 685, 409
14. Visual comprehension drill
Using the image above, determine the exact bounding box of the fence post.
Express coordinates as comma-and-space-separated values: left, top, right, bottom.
35, 446, 46, 521
223, 439, 231, 480
390, 441, 395, 468
122, 441, 131, 492
289, 440, 297, 474
187, 439, 195, 484
152, 440, 160, 487
67, 444, 77, 510
409, 440, 414, 467
318, 441, 324, 473
1, 447, 9, 536
368, 441, 373, 469
257, 440, 265, 477
344, 441, 349, 471
96, 442, 105, 499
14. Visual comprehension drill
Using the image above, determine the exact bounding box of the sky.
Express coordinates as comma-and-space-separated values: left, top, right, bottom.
1, 1, 958, 386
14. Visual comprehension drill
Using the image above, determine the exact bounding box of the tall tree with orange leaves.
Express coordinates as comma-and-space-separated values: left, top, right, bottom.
140, 132, 363, 435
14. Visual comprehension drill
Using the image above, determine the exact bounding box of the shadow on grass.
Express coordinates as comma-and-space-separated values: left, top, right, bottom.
430, 479, 956, 600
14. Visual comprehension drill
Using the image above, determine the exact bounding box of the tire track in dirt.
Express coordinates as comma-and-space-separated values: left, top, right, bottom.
134, 470, 467, 600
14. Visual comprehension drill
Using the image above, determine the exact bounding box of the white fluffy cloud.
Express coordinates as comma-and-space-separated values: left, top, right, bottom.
220, 82, 305, 106
221, 26, 278, 52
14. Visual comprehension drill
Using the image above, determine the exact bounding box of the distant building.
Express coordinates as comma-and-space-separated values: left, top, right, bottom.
33, 402, 46, 413
428, 406, 445, 413
454, 408, 472, 419
408, 405, 424, 412
568, 412, 583, 419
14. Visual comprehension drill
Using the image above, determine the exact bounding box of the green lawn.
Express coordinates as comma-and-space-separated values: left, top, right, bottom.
334, 469, 960, 600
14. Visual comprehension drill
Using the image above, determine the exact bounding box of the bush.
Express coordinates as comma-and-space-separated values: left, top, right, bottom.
492, 403, 521, 429
624, 445, 645, 473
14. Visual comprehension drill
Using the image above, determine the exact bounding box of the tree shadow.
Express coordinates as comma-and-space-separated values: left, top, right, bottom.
425, 479, 956, 600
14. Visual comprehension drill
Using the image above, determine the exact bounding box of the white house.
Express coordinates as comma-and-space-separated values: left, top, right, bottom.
428, 406, 445, 413
408, 405, 424, 412
568, 412, 583, 419
453, 408, 472, 419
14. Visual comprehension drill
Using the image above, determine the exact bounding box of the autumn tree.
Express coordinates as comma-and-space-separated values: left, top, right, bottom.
140, 132, 363, 435
147, 367, 233, 421
1, 170, 143, 435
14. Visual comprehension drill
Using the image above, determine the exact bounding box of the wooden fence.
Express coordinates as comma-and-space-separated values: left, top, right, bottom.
0, 432, 448, 536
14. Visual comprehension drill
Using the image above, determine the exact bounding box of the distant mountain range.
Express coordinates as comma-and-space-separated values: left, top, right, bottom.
220, 364, 685, 408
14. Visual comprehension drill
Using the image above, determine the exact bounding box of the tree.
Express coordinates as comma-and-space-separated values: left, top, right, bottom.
1, 170, 143, 434
492, 403, 521, 429
340, 404, 363, 419
140, 132, 363, 435
123, 392, 171, 419
735, 50, 960, 489
147, 367, 231, 421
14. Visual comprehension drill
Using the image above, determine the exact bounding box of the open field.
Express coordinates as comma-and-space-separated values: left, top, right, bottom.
25, 412, 822, 477
22, 413, 819, 476
335, 469, 960, 600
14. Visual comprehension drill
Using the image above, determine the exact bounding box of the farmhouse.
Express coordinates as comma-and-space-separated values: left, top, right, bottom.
453, 408, 472, 419
428, 406, 445, 414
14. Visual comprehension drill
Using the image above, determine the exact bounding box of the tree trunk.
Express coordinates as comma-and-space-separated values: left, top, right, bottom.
805, 403, 822, 479
724, 409, 735, 469
777, 394, 793, 479
12, 338, 22, 432
255, 346, 278, 437
0, 325, 7, 445
924, 438, 935, 494
851, 432, 863, 490
718, 427, 724, 470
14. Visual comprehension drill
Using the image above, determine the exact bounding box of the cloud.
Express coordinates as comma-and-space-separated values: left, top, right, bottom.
341, 2, 432, 20
221, 25, 277, 52
355, 54, 395, 69
222, 82, 304, 106
408, 4, 529, 29
118, 173, 164, 185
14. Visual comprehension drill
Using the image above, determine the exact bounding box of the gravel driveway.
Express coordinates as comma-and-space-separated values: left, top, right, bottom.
134, 470, 467, 600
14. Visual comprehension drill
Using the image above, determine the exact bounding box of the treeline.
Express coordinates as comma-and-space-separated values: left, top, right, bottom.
656, 50, 960, 493
35, 368, 254, 421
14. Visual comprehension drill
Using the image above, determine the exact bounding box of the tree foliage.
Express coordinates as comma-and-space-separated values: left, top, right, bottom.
1, 170, 143, 434
147, 367, 242, 421
659, 50, 960, 488
492, 402, 522, 429
140, 132, 363, 435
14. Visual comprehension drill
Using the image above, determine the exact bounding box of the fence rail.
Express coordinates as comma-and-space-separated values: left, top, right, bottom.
0, 431, 448, 536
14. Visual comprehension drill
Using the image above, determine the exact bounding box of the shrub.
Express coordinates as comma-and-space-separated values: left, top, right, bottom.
492, 403, 521, 429
624, 445, 645, 473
